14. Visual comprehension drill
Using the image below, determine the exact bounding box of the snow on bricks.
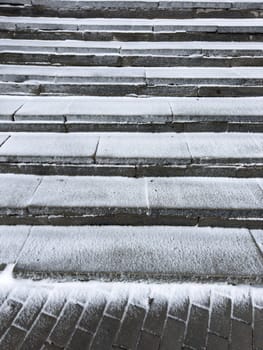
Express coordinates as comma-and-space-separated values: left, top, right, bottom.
0, 270, 261, 350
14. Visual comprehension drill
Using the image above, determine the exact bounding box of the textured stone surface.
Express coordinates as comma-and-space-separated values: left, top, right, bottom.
148, 177, 263, 213
0, 133, 99, 164
0, 174, 41, 214
96, 133, 191, 165
0, 174, 262, 225
2, 0, 263, 19
29, 175, 148, 216
0, 226, 30, 269
1, 96, 263, 132
13, 226, 263, 282
0, 99, 23, 120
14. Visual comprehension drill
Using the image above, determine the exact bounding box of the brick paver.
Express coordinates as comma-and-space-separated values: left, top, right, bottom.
0, 281, 260, 350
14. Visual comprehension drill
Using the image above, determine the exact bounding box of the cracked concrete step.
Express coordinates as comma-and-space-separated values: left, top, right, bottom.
2, 65, 263, 96
0, 278, 260, 350
2, 0, 263, 18
2, 17, 263, 41
2, 39, 263, 67
0, 132, 262, 177
1, 96, 263, 132
7, 225, 263, 283
0, 174, 262, 227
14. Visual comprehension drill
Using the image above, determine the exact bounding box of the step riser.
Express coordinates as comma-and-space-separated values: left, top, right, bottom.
1, 121, 263, 133
0, 163, 262, 178
2, 31, 263, 42
2, 52, 263, 67
0, 213, 262, 228
2, 5, 263, 19
2, 83, 263, 97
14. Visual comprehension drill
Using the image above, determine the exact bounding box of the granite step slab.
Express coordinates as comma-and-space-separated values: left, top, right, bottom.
2, 17, 263, 41
2, 0, 263, 19
1, 96, 263, 132
2, 39, 263, 66
0, 174, 262, 227
11, 225, 263, 283
2, 65, 263, 96
0, 132, 261, 177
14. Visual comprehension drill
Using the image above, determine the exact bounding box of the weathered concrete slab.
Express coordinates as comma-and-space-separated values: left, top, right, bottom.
185, 132, 263, 163
3, 64, 263, 84
1, 95, 263, 122
2, 65, 263, 96
0, 132, 261, 175
0, 39, 121, 53
170, 97, 263, 121
0, 65, 146, 83
0, 133, 99, 164
66, 99, 172, 123
0, 174, 41, 215
0, 226, 30, 270
2, 39, 263, 56
145, 66, 263, 85
15, 99, 71, 121
0, 175, 261, 225
2, 0, 263, 19
96, 133, 191, 165
29, 176, 148, 216
14, 225, 263, 282
250, 230, 263, 255
0, 134, 9, 147
147, 177, 263, 214
0, 99, 24, 120
2, 17, 263, 33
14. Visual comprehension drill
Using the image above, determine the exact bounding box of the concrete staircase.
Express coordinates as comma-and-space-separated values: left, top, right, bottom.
0, 1, 262, 349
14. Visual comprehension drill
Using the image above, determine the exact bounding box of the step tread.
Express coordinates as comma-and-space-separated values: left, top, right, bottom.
2, 95, 263, 117
3, 38, 263, 49
9, 225, 263, 282
2, 64, 263, 81
0, 132, 261, 165
2, 16, 263, 30
0, 174, 262, 223
2, 39, 263, 55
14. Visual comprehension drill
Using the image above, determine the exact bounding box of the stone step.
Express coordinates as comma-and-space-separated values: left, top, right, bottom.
1, 0, 263, 18
0, 174, 262, 227
0, 132, 262, 177
2, 39, 263, 66
0, 225, 262, 283
2, 65, 263, 96
2, 17, 263, 41
1, 96, 263, 132
0, 273, 260, 350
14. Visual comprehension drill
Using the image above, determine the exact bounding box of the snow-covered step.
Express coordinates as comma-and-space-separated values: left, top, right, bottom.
2, 17, 263, 41
2, 65, 263, 96
0, 277, 259, 350
2, 39, 263, 67
1, 96, 263, 132
0, 225, 259, 283
0, 174, 262, 227
1, 0, 263, 18
0, 132, 261, 177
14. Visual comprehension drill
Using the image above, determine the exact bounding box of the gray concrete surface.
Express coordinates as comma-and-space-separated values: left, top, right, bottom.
13, 225, 263, 283
0, 174, 262, 226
